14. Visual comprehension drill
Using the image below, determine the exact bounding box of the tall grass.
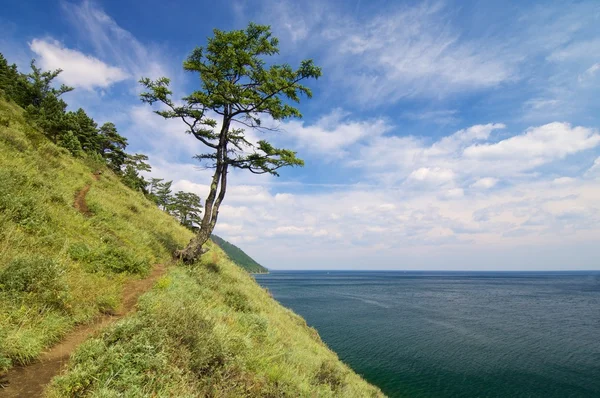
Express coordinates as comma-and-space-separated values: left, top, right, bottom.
49, 244, 383, 397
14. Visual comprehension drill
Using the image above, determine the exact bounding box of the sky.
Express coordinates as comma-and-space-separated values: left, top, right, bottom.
1, 0, 599, 270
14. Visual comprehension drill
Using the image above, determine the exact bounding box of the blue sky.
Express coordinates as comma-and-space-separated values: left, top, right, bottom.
2, 0, 599, 270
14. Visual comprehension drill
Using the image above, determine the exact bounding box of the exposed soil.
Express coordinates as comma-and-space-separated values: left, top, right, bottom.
0, 265, 167, 397
73, 184, 91, 216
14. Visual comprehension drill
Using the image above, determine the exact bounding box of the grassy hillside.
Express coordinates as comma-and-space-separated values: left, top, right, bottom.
0, 99, 383, 396
0, 98, 191, 373
211, 234, 268, 273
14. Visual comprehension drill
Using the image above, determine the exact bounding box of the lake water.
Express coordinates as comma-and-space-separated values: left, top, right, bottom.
255, 271, 600, 397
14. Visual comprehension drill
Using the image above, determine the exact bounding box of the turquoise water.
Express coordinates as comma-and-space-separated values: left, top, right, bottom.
255, 271, 600, 397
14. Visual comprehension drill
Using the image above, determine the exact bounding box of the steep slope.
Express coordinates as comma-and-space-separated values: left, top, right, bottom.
211, 234, 269, 273
0, 99, 383, 397
0, 98, 191, 376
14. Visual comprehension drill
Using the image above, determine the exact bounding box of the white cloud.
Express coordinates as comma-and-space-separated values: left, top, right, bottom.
443, 188, 465, 199
281, 108, 391, 157
579, 63, 600, 83
144, 118, 600, 270
350, 122, 600, 185
427, 123, 505, 155
547, 39, 600, 63
206, 174, 600, 269
471, 178, 499, 189
552, 177, 575, 185
588, 157, 600, 174
408, 167, 455, 184
464, 123, 600, 167
29, 38, 128, 90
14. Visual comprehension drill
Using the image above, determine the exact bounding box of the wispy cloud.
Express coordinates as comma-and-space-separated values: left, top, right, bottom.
61, 0, 171, 81
330, 4, 515, 103
278, 108, 392, 157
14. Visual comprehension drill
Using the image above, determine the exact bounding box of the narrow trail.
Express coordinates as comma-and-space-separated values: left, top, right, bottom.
73, 172, 100, 216
1, 171, 165, 397
73, 184, 91, 216
0, 264, 167, 397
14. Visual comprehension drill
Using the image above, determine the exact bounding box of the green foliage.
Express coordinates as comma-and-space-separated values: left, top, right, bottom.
211, 234, 268, 273
0, 52, 156, 194
153, 179, 173, 209
0, 169, 50, 231
0, 53, 22, 101
224, 289, 253, 312
0, 352, 11, 373
0, 257, 70, 310
49, 318, 173, 396
314, 360, 348, 392
98, 122, 128, 172
139, 23, 319, 173
63, 108, 99, 152
57, 130, 83, 155
168, 191, 203, 229
68, 243, 150, 275
121, 153, 151, 192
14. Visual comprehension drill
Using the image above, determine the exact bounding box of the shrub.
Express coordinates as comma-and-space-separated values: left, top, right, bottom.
155, 276, 172, 290
97, 247, 149, 275
314, 360, 347, 391
224, 290, 252, 312
205, 261, 220, 273
240, 313, 268, 340
150, 301, 227, 378
0, 353, 11, 373
0, 257, 70, 310
0, 170, 47, 230
68, 242, 94, 263
39, 142, 69, 158
0, 130, 29, 152
68, 243, 150, 275
51, 317, 171, 396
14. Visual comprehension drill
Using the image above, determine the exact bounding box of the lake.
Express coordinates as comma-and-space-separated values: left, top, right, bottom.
255, 271, 600, 397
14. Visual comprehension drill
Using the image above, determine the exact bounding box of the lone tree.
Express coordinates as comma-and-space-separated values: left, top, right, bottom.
140, 23, 321, 263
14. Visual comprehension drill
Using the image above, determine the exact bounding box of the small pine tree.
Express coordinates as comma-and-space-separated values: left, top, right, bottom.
169, 191, 203, 229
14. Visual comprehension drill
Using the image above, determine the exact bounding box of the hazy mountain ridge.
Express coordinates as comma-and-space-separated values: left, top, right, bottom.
211, 234, 268, 274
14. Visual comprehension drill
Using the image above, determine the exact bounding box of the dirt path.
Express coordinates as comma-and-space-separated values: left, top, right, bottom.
73, 171, 100, 216
0, 264, 167, 397
73, 184, 92, 216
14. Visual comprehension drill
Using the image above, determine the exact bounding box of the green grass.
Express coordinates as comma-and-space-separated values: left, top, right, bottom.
0, 97, 383, 396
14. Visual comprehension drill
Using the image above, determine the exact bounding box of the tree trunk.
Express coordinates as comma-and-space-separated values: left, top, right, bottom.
175, 118, 230, 264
